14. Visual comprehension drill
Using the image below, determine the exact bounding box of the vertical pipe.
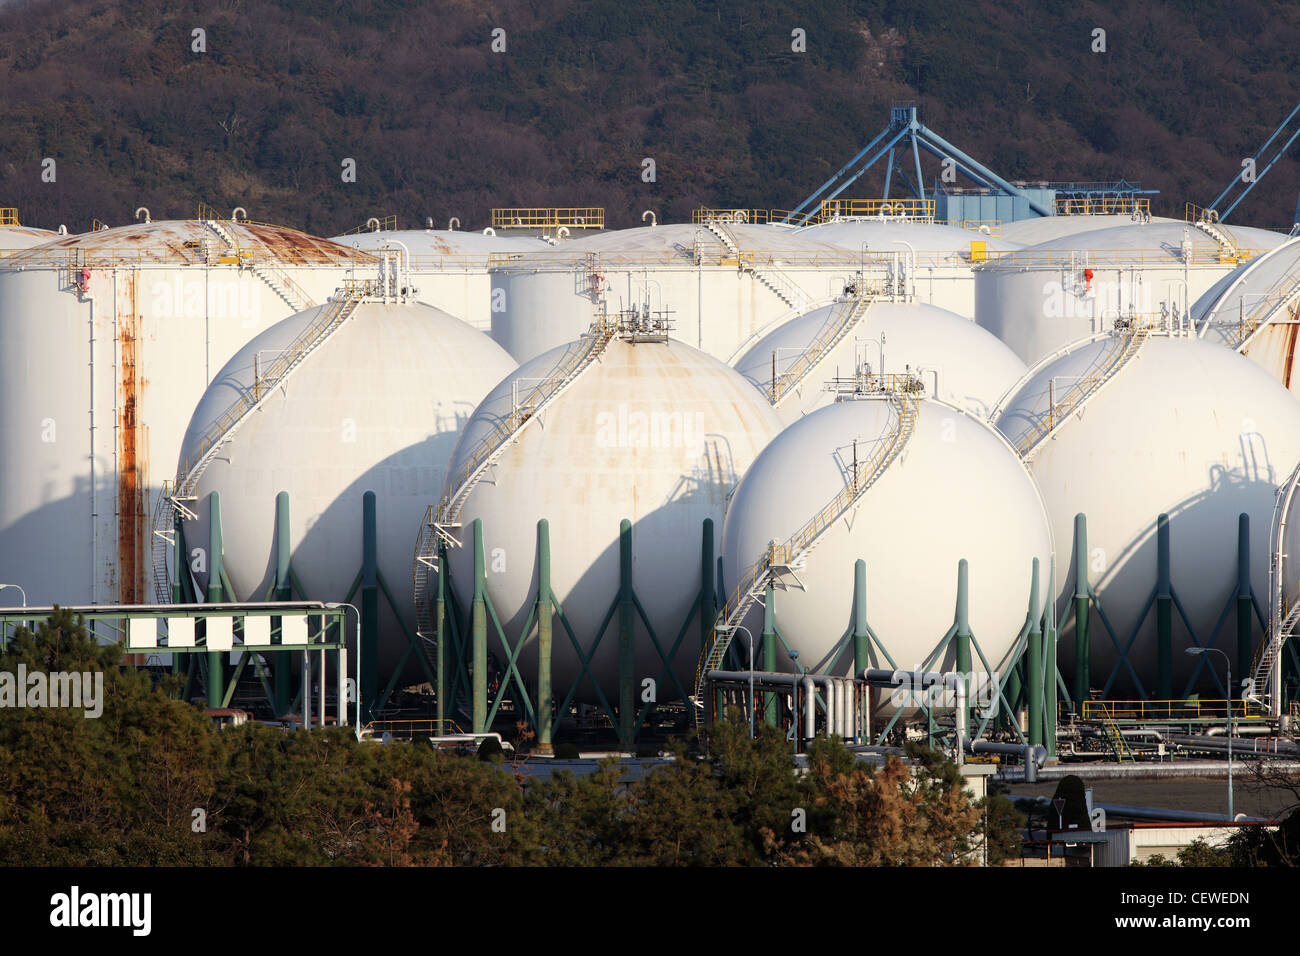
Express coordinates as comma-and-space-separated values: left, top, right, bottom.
536, 520, 554, 755
1074, 513, 1090, 706
1237, 513, 1252, 686
1027, 557, 1043, 747
206, 492, 225, 709
852, 559, 868, 740
825, 679, 837, 738
801, 675, 815, 751
172, 509, 186, 677
318, 646, 326, 728
435, 543, 447, 734
337, 621, 348, 728
472, 518, 487, 734
954, 559, 971, 746
1157, 513, 1173, 701
361, 491, 379, 724
762, 581, 777, 728
301, 649, 311, 730
618, 519, 635, 751
273, 491, 291, 715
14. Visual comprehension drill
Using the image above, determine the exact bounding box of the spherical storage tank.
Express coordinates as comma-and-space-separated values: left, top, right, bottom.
721, 394, 1053, 694
995, 334, 1300, 695
976, 221, 1288, 366
444, 333, 785, 700
177, 299, 517, 677
0, 218, 372, 608
732, 298, 1026, 425
1195, 236, 1300, 396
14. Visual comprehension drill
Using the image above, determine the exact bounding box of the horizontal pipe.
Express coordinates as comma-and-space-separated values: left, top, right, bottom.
1013, 794, 1269, 824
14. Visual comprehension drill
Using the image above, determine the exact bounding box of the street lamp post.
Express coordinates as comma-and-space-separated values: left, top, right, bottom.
0, 584, 27, 644
716, 624, 757, 737
1186, 647, 1234, 819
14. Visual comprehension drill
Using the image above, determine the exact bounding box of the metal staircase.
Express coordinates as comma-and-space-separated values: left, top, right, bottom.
766, 293, 873, 405
1250, 598, 1300, 714
1012, 327, 1149, 458
150, 282, 373, 601
1192, 217, 1241, 264
1218, 266, 1300, 351
693, 387, 920, 725
411, 311, 626, 654
250, 260, 317, 313
702, 216, 811, 312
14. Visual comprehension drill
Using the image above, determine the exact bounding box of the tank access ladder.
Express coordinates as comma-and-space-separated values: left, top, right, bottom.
766, 292, 875, 405
702, 216, 812, 313
410, 312, 623, 651
150, 282, 373, 602
693, 386, 920, 727
1216, 261, 1300, 352
1008, 326, 1150, 460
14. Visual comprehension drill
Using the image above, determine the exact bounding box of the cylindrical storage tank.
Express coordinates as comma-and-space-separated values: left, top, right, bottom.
0, 220, 372, 607
995, 335, 1300, 696
802, 219, 1023, 319
732, 299, 1027, 425
489, 223, 856, 364
1195, 237, 1300, 395
0, 225, 59, 251
331, 228, 550, 332
976, 221, 1287, 366
721, 396, 1052, 690
998, 214, 1184, 247
445, 335, 785, 700
177, 300, 517, 677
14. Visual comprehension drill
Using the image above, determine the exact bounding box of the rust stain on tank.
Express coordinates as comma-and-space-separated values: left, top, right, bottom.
117, 274, 146, 605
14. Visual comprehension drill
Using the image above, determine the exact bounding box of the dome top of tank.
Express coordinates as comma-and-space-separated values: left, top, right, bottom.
331, 228, 552, 256
978, 220, 1288, 270
554, 222, 847, 258
801, 218, 1023, 254
0, 225, 60, 249
1194, 236, 1300, 341
997, 214, 1184, 246
4, 219, 374, 267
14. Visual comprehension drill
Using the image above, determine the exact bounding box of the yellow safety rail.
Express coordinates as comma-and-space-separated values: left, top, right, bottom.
0, 208, 18, 226
1185, 202, 1219, 224
1082, 699, 1269, 721
691, 208, 823, 227
957, 219, 1003, 235
1219, 263, 1300, 350
1055, 197, 1151, 216
695, 389, 919, 710
6, 244, 378, 271
196, 202, 225, 223
766, 292, 876, 404
340, 215, 397, 235
820, 198, 935, 220
435, 313, 618, 526
491, 207, 604, 231
363, 718, 465, 737
983, 245, 1266, 268
1013, 327, 1149, 457
1291, 700, 1300, 723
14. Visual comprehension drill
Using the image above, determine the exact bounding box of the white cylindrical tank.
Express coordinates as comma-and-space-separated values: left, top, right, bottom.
732, 299, 1027, 424
0, 220, 373, 608
445, 334, 785, 700
802, 219, 1022, 319
1195, 237, 1300, 395
721, 396, 1052, 684
995, 335, 1300, 695
489, 223, 857, 364
331, 228, 550, 332
178, 300, 517, 677
976, 221, 1288, 366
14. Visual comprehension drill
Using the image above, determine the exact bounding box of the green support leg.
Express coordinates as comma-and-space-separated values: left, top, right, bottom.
361, 491, 379, 724
1073, 513, 1090, 707
618, 519, 635, 751
1027, 557, 1043, 748
700, 519, 719, 723
1236, 513, 1252, 690
1156, 513, 1172, 702
206, 492, 225, 709
472, 519, 487, 734
852, 559, 868, 739
273, 491, 292, 716
1045, 563, 1057, 762
536, 520, 554, 755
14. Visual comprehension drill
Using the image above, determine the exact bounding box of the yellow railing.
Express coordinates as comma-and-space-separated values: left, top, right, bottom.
1055, 197, 1150, 216
1186, 202, 1219, 224
1291, 701, 1300, 723
364, 718, 465, 737
196, 202, 224, 222
0, 208, 18, 227
983, 244, 1265, 268
340, 215, 397, 235
1082, 699, 1269, 721
491, 207, 604, 230
691, 208, 822, 227
4, 244, 379, 270
957, 219, 1002, 235
820, 198, 935, 220
1221, 267, 1300, 349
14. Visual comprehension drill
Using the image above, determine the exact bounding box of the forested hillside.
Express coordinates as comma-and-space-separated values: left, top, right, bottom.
1, 0, 1298, 235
